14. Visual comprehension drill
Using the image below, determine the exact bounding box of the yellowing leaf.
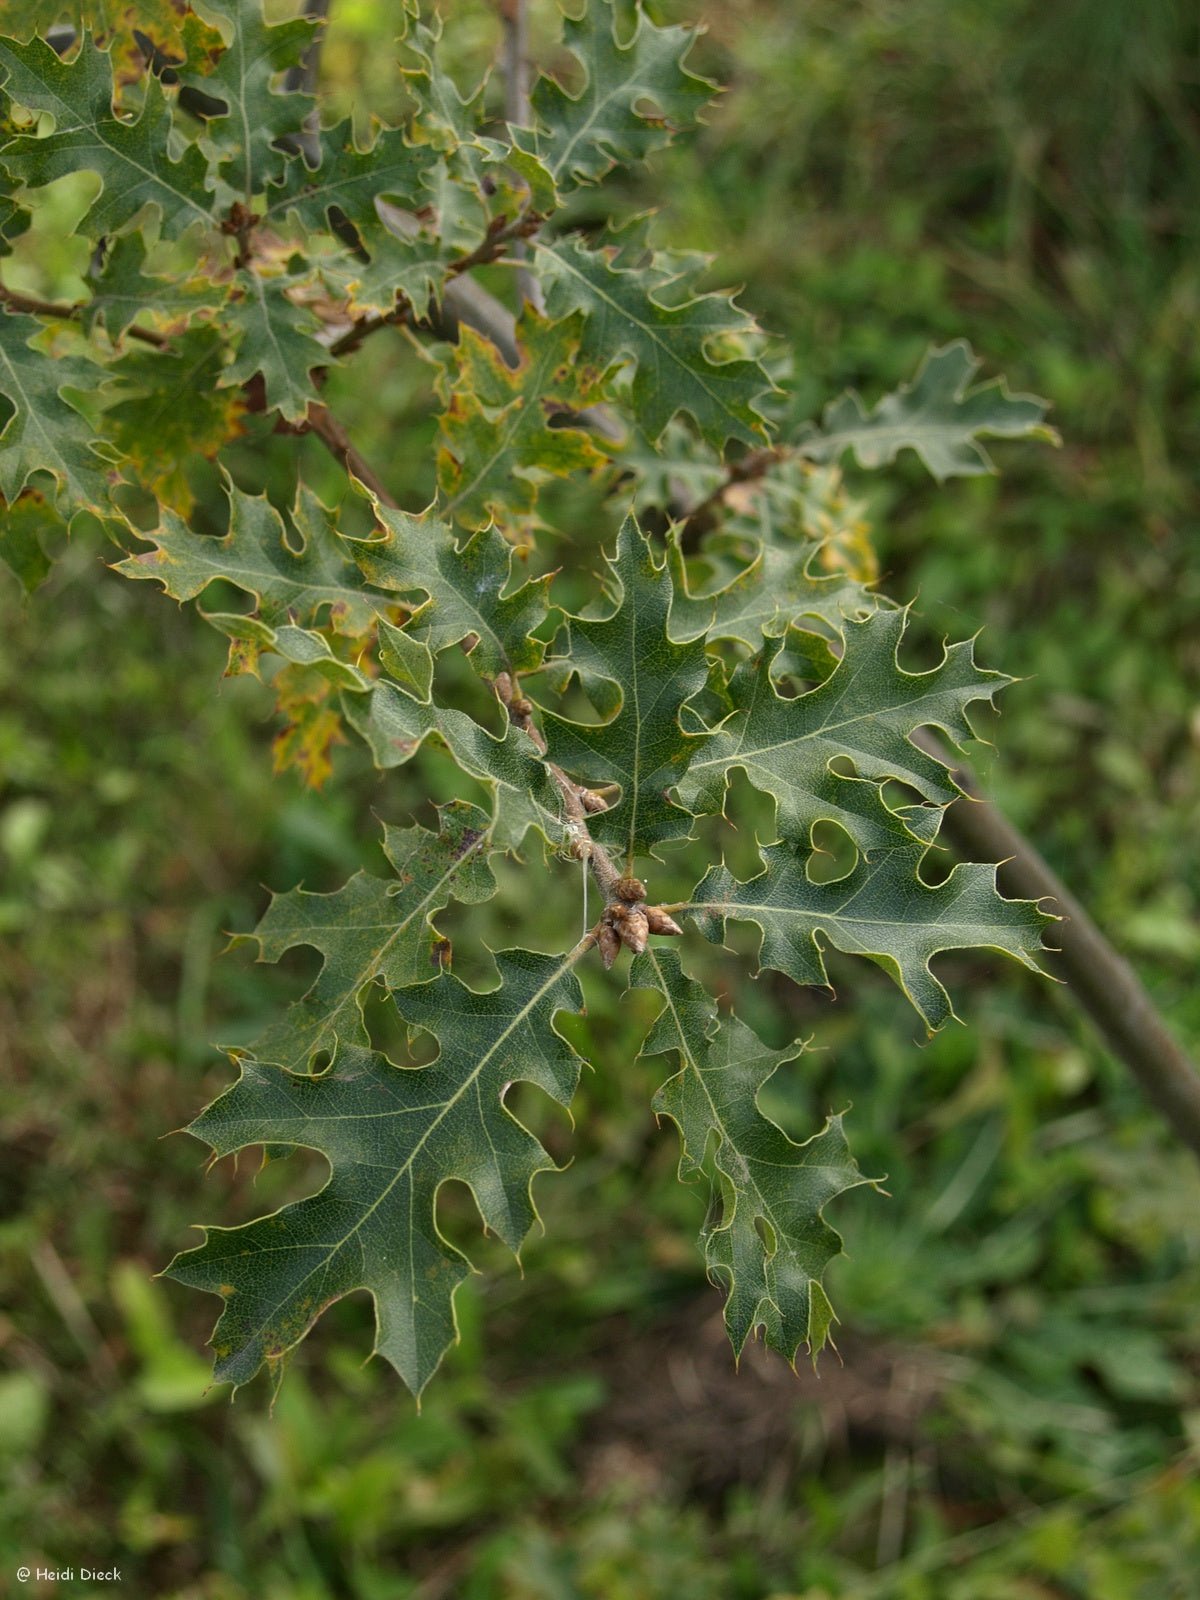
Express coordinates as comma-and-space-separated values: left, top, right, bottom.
436, 310, 613, 529
271, 664, 345, 790
102, 326, 244, 514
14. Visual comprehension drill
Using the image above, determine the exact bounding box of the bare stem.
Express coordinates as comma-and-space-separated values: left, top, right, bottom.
328, 308, 413, 360
678, 446, 784, 549
0, 283, 168, 348
281, 0, 332, 165
491, 672, 622, 900
498, 0, 544, 313
301, 402, 398, 507
917, 731, 1200, 1160
446, 211, 543, 281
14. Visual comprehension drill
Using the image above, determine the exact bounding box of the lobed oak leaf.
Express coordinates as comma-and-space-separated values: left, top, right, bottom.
536, 514, 714, 860
100, 326, 244, 515
345, 499, 555, 676
0, 308, 113, 513
678, 609, 1015, 852
221, 268, 329, 424
683, 839, 1049, 1031
535, 234, 772, 449
176, 0, 317, 198
797, 341, 1058, 480
239, 801, 497, 1073
114, 479, 391, 634
634, 947, 871, 1363
166, 946, 588, 1396
530, 0, 714, 190
0, 34, 213, 240
436, 310, 614, 530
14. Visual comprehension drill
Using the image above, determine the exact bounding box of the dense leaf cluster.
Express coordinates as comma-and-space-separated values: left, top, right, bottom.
0, 0, 1053, 1394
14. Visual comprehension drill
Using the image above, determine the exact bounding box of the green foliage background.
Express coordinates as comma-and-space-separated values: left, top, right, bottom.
3, 0, 1200, 1594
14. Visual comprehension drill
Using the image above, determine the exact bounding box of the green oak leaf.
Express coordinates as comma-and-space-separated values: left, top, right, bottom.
498, 124, 558, 214
402, 15, 486, 160
635, 947, 870, 1362
98, 325, 245, 515
667, 528, 878, 648
206, 612, 368, 690
0, 309, 111, 511
179, 0, 316, 197
0, 487, 60, 593
0, 26, 107, 120
797, 341, 1058, 480
620, 418, 726, 512
535, 235, 771, 448
537, 515, 712, 860
222, 269, 328, 423
376, 616, 434, 704
678, 610, 1011, 851
0, 194, 29, 256
0, 35, 213, 239
392, 19, 494, 256
239, 801, 497, 1073
83, 234, 222, 342
683, 838, 1048, 1030
114, 480, 390, 633
436, 310, 614, 530
346, 681, 561, 854
530, 0, 712, 189
346, 501, 554, 675
165, 946, 587, 1396
329, 215, 449, 319
265, 118, 432, 239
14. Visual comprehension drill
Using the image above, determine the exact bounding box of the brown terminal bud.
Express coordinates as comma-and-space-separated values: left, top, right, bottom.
644, 906, 683, 937
618, 905, 649, 955
614, 876, 646, 903
579, 789, 609, 814
597, 923, 621, 969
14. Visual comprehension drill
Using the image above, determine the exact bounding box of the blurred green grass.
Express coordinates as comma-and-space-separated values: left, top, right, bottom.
3, 0, 1200, 1594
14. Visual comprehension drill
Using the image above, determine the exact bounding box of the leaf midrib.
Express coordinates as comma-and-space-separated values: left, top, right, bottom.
646, 947, 800, 1284
539, 240, 752, 434
267, 831, 493, 1058
228, 946, 585, 1359
689, 675, 980, 774
549, 35, 641, 181
0, 337, 94, 496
